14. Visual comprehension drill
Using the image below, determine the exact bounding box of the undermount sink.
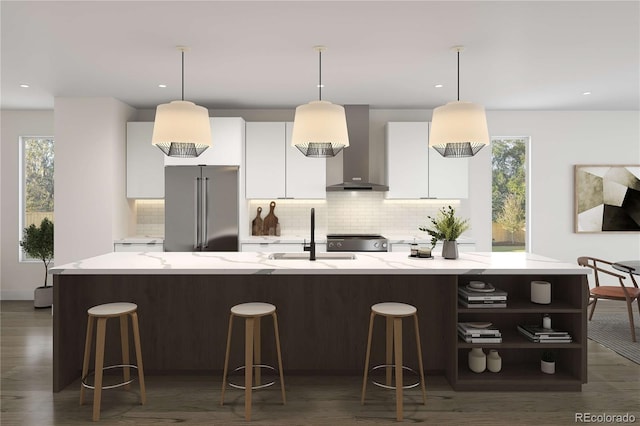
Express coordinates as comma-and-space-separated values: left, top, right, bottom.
268, 252, 357, 260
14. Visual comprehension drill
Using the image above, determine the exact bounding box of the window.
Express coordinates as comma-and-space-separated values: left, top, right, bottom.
19, 137, 54, 261
491, 137, 528, 252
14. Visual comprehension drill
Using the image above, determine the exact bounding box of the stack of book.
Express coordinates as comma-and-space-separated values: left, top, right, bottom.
457, 322, 502, 343
457, 284, 507, 308
517, 324, 572, 343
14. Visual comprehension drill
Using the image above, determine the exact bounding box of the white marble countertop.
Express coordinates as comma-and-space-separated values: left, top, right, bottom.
51, 251, 587, 276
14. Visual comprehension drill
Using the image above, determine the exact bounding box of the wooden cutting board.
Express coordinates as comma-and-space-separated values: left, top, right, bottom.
263, 201, 279, 235
251, 207, 263, 236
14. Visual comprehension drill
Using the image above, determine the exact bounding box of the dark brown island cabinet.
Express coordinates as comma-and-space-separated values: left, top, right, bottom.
51, 252, 588, 392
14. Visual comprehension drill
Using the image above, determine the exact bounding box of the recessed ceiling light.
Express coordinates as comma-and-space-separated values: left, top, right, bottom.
20, 84, 29, 88
583, 91, 591, 95
158, 84, 167, 88
434, 84, 443, 88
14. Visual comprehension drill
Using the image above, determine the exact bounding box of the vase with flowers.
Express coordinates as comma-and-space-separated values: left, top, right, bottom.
418, 205, 470, 259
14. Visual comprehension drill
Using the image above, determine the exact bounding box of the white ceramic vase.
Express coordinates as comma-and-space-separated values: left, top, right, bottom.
468, 348, 486, 373
487, 349, 502, 373
541, 360, 555, 374
531, 280, 551, 304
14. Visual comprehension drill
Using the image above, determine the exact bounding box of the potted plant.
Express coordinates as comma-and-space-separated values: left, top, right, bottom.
20, 217, 54, 308
541, 350, 556, 374
418, 205, 470, 259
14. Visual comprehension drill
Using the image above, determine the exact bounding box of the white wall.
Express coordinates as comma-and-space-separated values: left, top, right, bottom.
1, 110, 55, 299
54, 97, 136, 266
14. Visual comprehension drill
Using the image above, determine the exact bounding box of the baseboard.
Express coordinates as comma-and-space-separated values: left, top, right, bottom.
0, 290, 34, 300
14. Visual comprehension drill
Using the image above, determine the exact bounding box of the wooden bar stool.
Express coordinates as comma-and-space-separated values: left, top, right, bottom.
221, 302, 286, 421
80, 302, 146, 421
361, 302, 426, 421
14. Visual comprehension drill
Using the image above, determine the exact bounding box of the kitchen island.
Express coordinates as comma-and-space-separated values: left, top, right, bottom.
51, 251, 588, 392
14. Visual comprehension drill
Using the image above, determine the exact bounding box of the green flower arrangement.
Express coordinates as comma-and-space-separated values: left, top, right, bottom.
418, 205, 470, 248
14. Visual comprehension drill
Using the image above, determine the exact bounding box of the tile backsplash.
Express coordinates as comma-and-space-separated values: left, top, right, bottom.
249, 193, 459, 237
135, 200, 164, 236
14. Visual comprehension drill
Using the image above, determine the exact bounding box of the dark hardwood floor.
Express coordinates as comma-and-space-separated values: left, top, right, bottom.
1, 300, 638, 425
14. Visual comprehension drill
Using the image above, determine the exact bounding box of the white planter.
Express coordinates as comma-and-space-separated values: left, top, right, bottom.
541, 360, 555, 374
487, 349, 502, 373
34, 286, 53, 308
468, 348, 486, 373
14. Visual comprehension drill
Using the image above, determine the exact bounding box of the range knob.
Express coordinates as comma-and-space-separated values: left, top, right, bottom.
337, 242, 342, 248
328, 242, 334, 248
373, 242, 380, 248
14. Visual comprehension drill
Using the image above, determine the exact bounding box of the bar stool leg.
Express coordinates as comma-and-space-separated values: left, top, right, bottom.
385, 316, 393, 387
120, 314, 130, 390
80, 316, 94, 405
361, 311, 375, 404
93, 318, 107, 422
244, 317, 255, 421
272, 312, 286, 404
393, 317, 403, 422
413, 314, 427, 404
220, 313, 234, 405
130, 311, 146, 404
254, 317, 261, 386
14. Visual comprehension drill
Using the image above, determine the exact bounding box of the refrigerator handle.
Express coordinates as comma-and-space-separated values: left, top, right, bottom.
202, 177, 209, 248
195, 177, 201, 250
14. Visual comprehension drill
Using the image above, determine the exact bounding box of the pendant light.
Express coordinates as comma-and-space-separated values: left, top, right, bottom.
429, 46, 489, 158
152, 46, 211, 157
291, 45, 349, 158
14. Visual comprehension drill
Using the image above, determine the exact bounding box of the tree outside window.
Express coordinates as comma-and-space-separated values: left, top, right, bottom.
20, 137, 54, 261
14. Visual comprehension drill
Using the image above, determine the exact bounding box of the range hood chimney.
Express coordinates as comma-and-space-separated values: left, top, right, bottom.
326, 105, 388, 191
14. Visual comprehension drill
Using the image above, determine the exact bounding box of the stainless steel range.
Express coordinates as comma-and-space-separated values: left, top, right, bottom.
326, 234, 388, 252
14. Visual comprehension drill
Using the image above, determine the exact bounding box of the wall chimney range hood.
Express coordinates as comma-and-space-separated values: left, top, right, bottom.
326, 105, 389, 191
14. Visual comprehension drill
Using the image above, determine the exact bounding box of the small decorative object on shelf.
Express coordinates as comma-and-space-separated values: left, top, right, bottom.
542, 314, 551, 329
468, 348, 486, 373
487, 350, 502, 373
457, 283, 508, 309
418, 205, 469, 259
263, 201, 279, 236
541, 351, 556, 374
251, 207, 264, 236
531, 280, 551, 304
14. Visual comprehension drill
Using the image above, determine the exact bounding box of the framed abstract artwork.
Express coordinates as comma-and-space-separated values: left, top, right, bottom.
574, 165, 640, 233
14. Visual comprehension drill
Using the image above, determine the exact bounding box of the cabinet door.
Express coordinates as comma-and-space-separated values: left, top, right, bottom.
285, 122, 326, 199
385, 122, 430, 199
245, 122, 286, 199
428, 148, 469, 199
164, 117, 244, 166
127, 122, 165, 198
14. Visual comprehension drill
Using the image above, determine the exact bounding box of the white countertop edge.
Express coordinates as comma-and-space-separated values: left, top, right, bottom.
51, 251, 588, 276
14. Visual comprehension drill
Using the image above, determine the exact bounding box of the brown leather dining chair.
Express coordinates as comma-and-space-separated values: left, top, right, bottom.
577, 256, 640, 342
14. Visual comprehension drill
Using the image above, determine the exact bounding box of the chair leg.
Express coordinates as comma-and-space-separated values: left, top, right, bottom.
625, 299, 637, 342
220, 314, 234, 406
244, 317, 254, 421
254, 317, 261, 387
120, 314, 130, 391
130, 312, 146, 405
393, 317, 403, 422
385, 316, 393, 387
361, 311, 375, 405
589, 298, 598, 320
93, 318, 107, 422
272, 312, 286, 404
413, 314, 427, 405
80, 316, 94, 405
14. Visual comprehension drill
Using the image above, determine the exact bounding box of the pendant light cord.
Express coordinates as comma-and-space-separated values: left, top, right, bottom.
181, 50, 185, 101
457, 50, 460, 102
318, 49, 322, 101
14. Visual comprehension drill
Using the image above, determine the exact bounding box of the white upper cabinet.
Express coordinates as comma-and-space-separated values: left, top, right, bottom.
126, 122, 165, 198
164, 117, 244, 166
245, 122, 326, 199
385, 122, 468, 199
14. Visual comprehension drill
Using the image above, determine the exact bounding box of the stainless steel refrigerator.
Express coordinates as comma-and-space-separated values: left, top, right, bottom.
164, 165, 239, 251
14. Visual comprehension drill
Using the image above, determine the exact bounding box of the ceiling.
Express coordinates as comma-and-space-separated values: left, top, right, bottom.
2, 1, 639, 111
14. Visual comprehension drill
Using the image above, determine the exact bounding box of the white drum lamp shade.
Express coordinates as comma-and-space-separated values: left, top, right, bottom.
152, 100, 212, 157
291, 100, 349, 158
429, 100, 489, 158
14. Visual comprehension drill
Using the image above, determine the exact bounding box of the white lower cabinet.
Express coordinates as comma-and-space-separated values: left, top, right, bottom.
114, 242, 164, 252
241, 243, 326, 253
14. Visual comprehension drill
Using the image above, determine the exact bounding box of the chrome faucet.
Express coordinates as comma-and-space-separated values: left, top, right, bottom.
303, 208, 316, 261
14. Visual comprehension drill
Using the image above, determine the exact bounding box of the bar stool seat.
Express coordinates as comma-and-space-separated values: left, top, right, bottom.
221, 302, 286, 421
80, 302, 146, 421
362, 302, 426, 422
